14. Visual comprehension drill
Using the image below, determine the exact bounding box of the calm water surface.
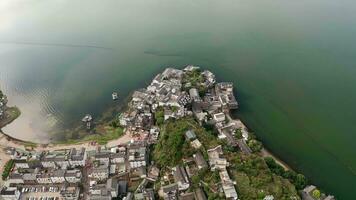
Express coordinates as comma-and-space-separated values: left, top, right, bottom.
0, 0, 355, 198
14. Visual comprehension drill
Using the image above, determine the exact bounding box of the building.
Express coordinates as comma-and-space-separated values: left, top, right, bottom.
193, 152, 208, 169
202, 70, 216, 87
50, 169, 66, 183
41, 157, 56, 168
14, 159, 29, 169
264, 195, 274, 200
111, 151, 126, 164
36, 173, 52, 184
213, 112, 226, 123
179, 192, 195, 200
185, 130, 196, 141
94, 152, 111, 165
88, 163, 109, 181
207, 146, 229, 171
107, 178, 120, 198
128, 142, 147, 169
118, 180, 128, 198
189, 88, 201, 102
162, 183, 178, 200
7, 174, 24, 184
194, 188, 207, 200
41, 154, 69, 169
89, 178, 119, 199
173, 166, 190, 191
23, 173, 37, 184
65, 169, 82, 183
60, 186, 80, 200
190, 139, 202, 149
135, 188, 155, 200
147, 165, 160, 182
301, 185, 335, 200
69, 148, 87, 167
215, 82, 238, 110
219, 169, 238, 200
0, 187, 21, 200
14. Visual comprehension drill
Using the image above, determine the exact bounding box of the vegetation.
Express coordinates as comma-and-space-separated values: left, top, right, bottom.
226, 153, 300, 200
153, 118, 194, 167
0, 90, 3, 99
248, 139, 263, 153
265, 157, 307, 190
59, 126, 124, 145
191, 169, 225, 199
2, 159, 14, 180
152, 117, 301, 199
24, 141, 38, 150
312, 189, 321, 199
155, 108, 164, 126
182, 69, 208, 96
234, 129, 243, 139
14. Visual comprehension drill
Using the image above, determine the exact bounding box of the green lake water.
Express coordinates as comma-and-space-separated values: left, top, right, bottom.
0, 0, 355, 198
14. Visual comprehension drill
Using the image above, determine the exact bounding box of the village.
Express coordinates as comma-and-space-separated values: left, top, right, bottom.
0, 67, 335, 200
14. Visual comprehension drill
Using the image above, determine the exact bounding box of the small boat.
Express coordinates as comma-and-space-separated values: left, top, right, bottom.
112, 92, 118, 100
82, 114, 93, 129
82, 114, 93, 122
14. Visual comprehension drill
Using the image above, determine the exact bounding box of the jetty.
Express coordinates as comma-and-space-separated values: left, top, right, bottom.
112, 92, 118, 100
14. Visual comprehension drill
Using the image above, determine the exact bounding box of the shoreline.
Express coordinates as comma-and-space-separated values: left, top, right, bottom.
0, 90, 134, 146
260, 147, 292, 170
0, 79, 295, 171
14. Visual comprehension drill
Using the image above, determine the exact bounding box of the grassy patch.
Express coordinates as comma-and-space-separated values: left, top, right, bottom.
153, 118, 191, 167
56, 126, 124, 145
23, 141, 38, 150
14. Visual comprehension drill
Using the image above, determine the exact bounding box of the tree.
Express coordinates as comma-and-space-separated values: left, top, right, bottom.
234, 129, 243, 139
294, 174, 307, 190
248, 139, 263, 153
2, 160, 14, 180
312, 189, 321, 199
265, 157, 308, 190
155, 109, 164, 126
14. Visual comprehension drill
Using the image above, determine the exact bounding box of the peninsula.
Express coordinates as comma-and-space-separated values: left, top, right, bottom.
0, 67, 335, 200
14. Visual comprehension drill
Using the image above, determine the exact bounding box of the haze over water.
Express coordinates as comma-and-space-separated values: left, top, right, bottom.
0, 0, 356, 198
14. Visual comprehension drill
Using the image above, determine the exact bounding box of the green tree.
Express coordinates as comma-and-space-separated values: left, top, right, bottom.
2, 160, 14, 180
234, 129, 243, 139
294, 174, 307, 190
155, 109, 164, 126
248, 139, 263, 153
312, 189, 321, 199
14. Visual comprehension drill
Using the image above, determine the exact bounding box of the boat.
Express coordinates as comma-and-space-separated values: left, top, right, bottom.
82, 114, 93, 129
82, 114, 92, 122
112, 92, 118, 100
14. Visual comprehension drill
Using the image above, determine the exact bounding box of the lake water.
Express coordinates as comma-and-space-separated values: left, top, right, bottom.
0, 0, 356, 198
